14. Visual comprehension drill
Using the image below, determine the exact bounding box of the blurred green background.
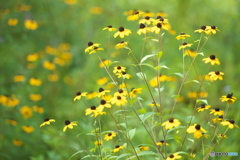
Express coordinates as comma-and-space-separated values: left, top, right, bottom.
1, 0, 239, 159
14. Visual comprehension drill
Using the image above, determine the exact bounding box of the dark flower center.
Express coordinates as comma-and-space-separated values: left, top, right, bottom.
159, 17, 164, 21
100, 99, 106, 105
90, 106, 96, 110
117, 66, 122, 69
99, 88, 104, 92
209, 55, 216, 60
119, 41, 124, 44
169, 155, 174, 158
108, 25, 113, 28
119, 27, 124, 32
139, 23, 146, 29
44, 118, 49, 122
229, 119, 235, 124
108, 133, 112, 136
200, 104, 206, 108
195, 124, 201, 130
211, 26, 216, 29
122, 71, 126, 75
180, 32, 186, 35
131, 88, 135, 91
117, 96, 122, 100
218, 116, 223, 119
88, 42, 93, 46
134, 11, 139, 15
215, 71, 220, 75
215, 108, 220, 111
200, 25, 206, 30
118, 89, 123, 93
160, 140, 164, 143
226, 93, 233, 98
76, 92, 81, 95
169, 118, 174, 123
115, 145, 120, 148
65, 120, 70, 125
145, 16, 150, 20
156, 23, 162, 28
182, 42, 187, 45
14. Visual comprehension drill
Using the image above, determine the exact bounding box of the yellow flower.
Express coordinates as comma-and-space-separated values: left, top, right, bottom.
48, 74, 59, 82
113, 145, 124, 152
115, 72, 131, 79
14, 74, 25, 82
220, 93, 237, 104
64, 0, 77, 5
199, 92, 208, 98
8, 18, 18, 26
149, 75, 168, 87
90, 7, 103, 14
27, 53, 39, 62
187, 91, 198, 99
129, 88, 142, 98
94, 140, 103, 146
97, 88, 111, 97
113, 66, 126, 73
142, 11, 155, 17
186, 124, 207, 139
162, 118, 181, 129
114, 89, 128, 97
33, 106, 44, 113
13, 140, 23, 146
84, 42, 100, 52
20, 106, 33, 119
99, 99, 111, 108
114, 27, 132, 38
6, 119, 17, 126
156, 12, 168, 17
89, 47, 104, 54
220, 119, 239, 129
210, 108, 224, 116
43, 61, 56, 70
110, 95, 128, 106
139, 16, 154, 25
29, 94, 42, 101
194, 25, 208, 34
99, 59, 112, 68
156, 140, 169, 146
176, 33, 190, 40
205, 25, 220, 34
87, 92, 98, 99
196, 104, 211, 112
151, 23, 162, 34
40, 118, 55, 127
103, 25, 116, 32
166, 153, 182, 160
97, 77, 108, 85
148, 102, 160, 107
153, 17, 171, 30
63, 120, 78, 132
104, 132, 116, 141
138, 145, 149, 151
73, 92, 88, 101
22, 126, 34, 134
137, 23, 151, 35
127, 10, 143, 21
115, 41, 128, 49
29, 78, 42, 86
212, 116, 223, 123
24, 19, 38, 30
184, 49, 197, 57
208, 71, 224, 81
85, 106, 106, 117
202, 55, 220, 65
218, 134, 227, 138
179, 42, 193, 50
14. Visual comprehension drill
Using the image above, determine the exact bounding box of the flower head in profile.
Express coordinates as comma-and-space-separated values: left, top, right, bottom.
162, 118, 181, 129
186, 124, 207, 139
139, 16, 154, 25
84, 42, 100, 52
129, 88, 142, 98
194, 25, 208, 34
114, 27, 132, 38
208, 71, 224, 81
202, 55, 220, 65
220, 119, 239, 129
40, 118, 55, 127
85, 105, 106, 117
99, 99, 111, 108
196, 104, 211, 112
218, 134, 227, 138
74, 92, 88, 101
113, 145, 124, 152
94, 140, 103, 146
97, 88, 111, 97
63, 120, 78, 132
137, 23, 151, 35
22, 126, 34, 134
179, 42, 193, 50
104, 132, 116, 141
156, 140, 169, 146
138, 145, 149, 151
151, 23, 162, 34
184, 49, 197, 57
176, 32, 190, 40
127, 10, 143, 21
206, 25, 220, 34
116, 72, 131, 79
220, 93, 237, 104
89, 46, 104, 54
166, 153, 182, 160
148, 102, 160, 107
212, 116, 223, 123
103, 25, 116, 32
24, 19, 38, 30
210, 108, 224, 116
115, 41, 128, 49
110, 95, 128, 106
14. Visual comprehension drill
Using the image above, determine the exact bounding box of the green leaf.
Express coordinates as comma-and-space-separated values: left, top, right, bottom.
171, 94, 180, 99
154, 65, 170, 70
129, 98, 137, 105
136, 72, 147, 80
140, 63, 155, 69
116, 153, 132, 160
68, 150, 84, 160
187, 138, 194, 143
174, 72, 184, 78
184, 80, 199, 84
138, 109, 146, 114
157, 51, 163, 59
167, 126, 185, 134
140, 54, 156, 64
185, 116, 195, 123
127, 151, 159, 159
154, 86, 164, 93
196, 99, 208, 105
139, 112, 156, 123
128, 128, 136, 139
118, 123, 127, 129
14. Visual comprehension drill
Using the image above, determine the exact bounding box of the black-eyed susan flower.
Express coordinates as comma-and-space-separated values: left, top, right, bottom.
194, 25, 208, 34
218, 134, 227, 138
127, 10, 143, 21
29, 78, 42, 86
115, 71, 131, 79
162, 118, 181, 129
142, 11, 155, 17
199, 92, 208, 98
63, 120, 78, 132
103, 25, 116, 32
99, 59, 112, 68
114, 89, 128, 97
187, 91, 198, 99
166, 153, 182, 160
27, 53, 39, 62
184, 49, 197, 57
22, 126, 34, 134
99, 99, 111, 108
29, 94, 42, 101
6, 119, 17, 126
179, 42, 193, 50
114, 27, 132, 38
196, 104, 211, 112
43, 61, 56, 70
202, 55, 220, 65
202, 132, 209, 138
139, 16, 154, 25
12, 140, 23, 146
138, 145, 149, 151
74, 92, 88, 101
14, 74, 25, 82
156, 140, 169, 146
89, 46, 104, 54
137, 23, 151, 35
94, 140, 103, 146
129, 88, 142, 98
113, 145, 124, 152
97, 77, 108, 85
156, 12, 168, 17
20, 106, 33, 119
97, 88, 110, 97
176, 32, 190, 40
212, 116, 223, 123
206, 25, 220, 34
8, 18, 18, 26
24, 19, 38, 30
220, 93, 237, 104
151, 23, 162, 34
153, 17, 170, 30
186, 124, 207, 139
104, 132, 116, 141
40, 118, 55, 127
115, 41, 128, 49
220, 119, 239, 129
149, 75, 168, 87
84, 42, 100, 52
208, 71, 224, 81
33, 106, 44, 114
148, 102, 160, 107
85, 105, 106, 117
110, 95, 128, 106
210, 108, 224, 116
113, 66, 126, 73
87, 92, 98, 99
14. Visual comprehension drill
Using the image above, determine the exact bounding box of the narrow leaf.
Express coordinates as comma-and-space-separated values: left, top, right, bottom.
136, 72, 147, 80
140, 54, 155, 64
128, 128, 136, 139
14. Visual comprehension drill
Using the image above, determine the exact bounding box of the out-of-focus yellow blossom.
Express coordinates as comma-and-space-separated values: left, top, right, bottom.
99, 59, 112, 68
127, 10, 143, 21
43, 61, 56, 70
90, 7, 103, 14
24, 19, 38, 30
20, 106, 33, 119
8, 18, 18, 26
6, 119, 17, 126
64, 0, 77, 5
48, 74, 59, 82
115, 41, 128, 49
103, 25, 116, 32
29, 78, 42, 86
14, 74, 25, 82
97, 77, 108, 85
179, 42, 193, 50
45, 46, 57, 55
27, 53, 38, 62
29, 94, 42, 101
13, 140, 23, 146
33, 106, 44, 114
176, 33, 190, 40
22, 126, 34, 133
